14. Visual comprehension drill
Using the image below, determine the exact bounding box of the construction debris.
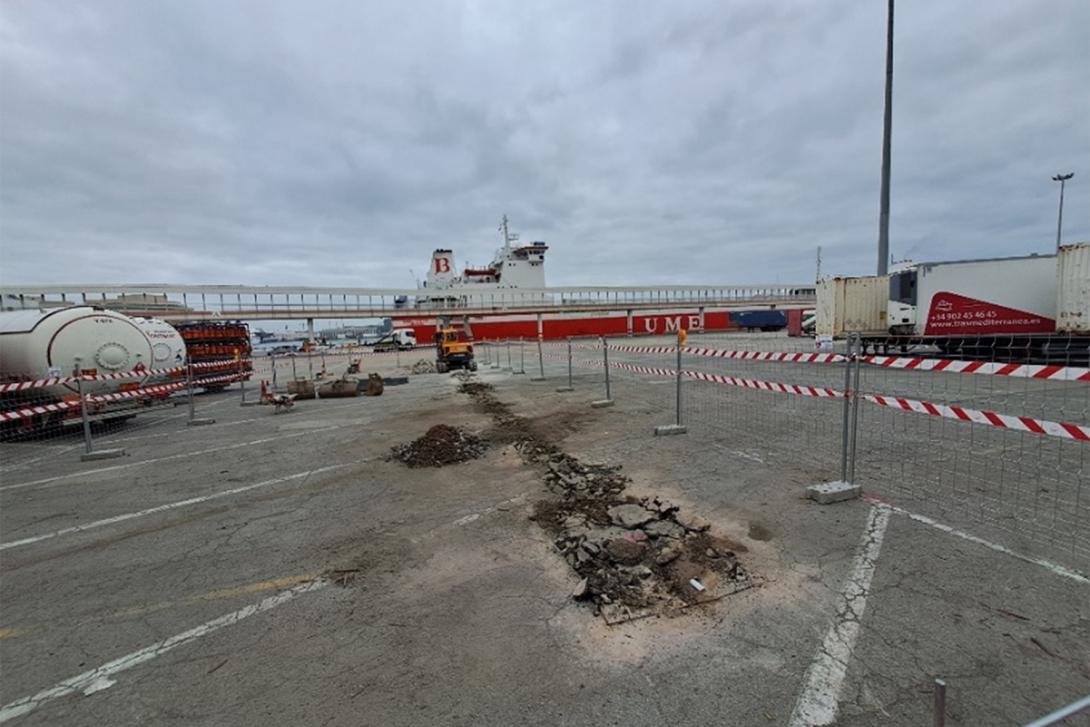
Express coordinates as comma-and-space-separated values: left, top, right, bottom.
459, 376, 753, 623
411, 359, 438, 375
390, 424, 486, 468
363, 373, 384, 396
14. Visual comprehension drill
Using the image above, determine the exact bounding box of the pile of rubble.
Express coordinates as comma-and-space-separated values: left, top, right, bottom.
389, 424, 486, 468
459, 375, 752, 622
411, 359, 438, 375
532, 480, 751, 622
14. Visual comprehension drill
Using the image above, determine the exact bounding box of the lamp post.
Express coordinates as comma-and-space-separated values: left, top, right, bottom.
876, 0, 895, 275
1052, 173, 1074, 251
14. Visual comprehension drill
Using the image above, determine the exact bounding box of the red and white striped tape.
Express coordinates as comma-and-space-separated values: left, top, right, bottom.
0, 359, 242, 393
863, 394, 1090, 442
683, 347, 845, 364
682, 370, 844, 398
862, 356, 1090, 382
549, 349, 1088, 441
547, 350, 844, 399
0, 374, 244, 422
0, 400, 77, 423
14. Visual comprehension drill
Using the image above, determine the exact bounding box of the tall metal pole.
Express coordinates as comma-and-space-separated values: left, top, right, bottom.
839, 337, 854, 483
1053, 173, 1074, 251
876, 0, 895, 276
603, 339, 611, 401
675, 344, 682, 426
567, 339, 573, 389
187, 361, 196, 422
77, 366, 93, 454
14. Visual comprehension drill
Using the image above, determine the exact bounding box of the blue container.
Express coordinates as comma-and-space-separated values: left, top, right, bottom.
732, 311, 787, 331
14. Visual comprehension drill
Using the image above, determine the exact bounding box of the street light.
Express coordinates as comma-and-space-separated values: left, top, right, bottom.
1052, 172, 1074, 251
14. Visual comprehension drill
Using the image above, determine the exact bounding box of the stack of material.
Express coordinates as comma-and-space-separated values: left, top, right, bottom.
411, 359, 437, 374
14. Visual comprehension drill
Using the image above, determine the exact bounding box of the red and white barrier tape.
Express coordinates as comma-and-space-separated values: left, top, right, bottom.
683, 347, 845, 364
546, 350, 845, 399
0, 359, 243, 393
682, 370, 845, 398
0, 400, 77, 423
863, 394, 1090, 442
862, 356, 1090, 382
550, 350, 1088, 441
0, 374, 244, 421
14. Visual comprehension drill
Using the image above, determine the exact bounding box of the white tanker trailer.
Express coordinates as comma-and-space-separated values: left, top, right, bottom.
133, 317, 187, 370
0, 307, 156, 392
0, 307, 188, 435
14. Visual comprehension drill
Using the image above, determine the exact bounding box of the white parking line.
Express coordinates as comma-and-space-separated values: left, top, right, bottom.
0, 464, 352, 551
865, 497, 1089, 584
0, 580, 327, 723
788, 505, 890, 727
0, 427, 340, 493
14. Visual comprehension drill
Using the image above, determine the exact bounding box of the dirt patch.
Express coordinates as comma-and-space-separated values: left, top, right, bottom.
460, 377, 753, 623
389, 424, 486, 468
747, 521, 773, 541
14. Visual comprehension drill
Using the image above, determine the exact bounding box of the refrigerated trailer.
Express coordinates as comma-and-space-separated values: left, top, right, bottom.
880, 248, 1088, 360
816, 245, 1089, 361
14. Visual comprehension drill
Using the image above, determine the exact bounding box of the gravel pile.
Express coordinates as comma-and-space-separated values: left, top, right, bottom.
389, 424, 486, 468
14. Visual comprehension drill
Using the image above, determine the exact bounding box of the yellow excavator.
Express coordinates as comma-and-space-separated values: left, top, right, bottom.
434, 327, 477, 373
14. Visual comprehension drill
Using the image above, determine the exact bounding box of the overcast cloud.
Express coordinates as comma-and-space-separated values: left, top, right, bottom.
1, 0, 1087, 288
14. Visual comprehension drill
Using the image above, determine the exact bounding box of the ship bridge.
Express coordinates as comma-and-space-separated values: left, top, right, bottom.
0, 283, 816, 324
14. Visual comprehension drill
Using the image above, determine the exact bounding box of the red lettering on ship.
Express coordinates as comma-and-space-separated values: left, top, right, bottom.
924, 292, 1055, 336
434, 257, 451, 274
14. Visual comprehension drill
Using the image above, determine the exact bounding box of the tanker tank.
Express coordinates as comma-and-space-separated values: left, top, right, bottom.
0, 306, 155, 396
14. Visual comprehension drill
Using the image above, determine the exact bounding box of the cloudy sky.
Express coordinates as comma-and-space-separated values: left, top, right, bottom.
1, 0, 1087, 288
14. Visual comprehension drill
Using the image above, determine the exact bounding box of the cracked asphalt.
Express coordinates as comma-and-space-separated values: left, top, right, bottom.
0, 355, 1086, 726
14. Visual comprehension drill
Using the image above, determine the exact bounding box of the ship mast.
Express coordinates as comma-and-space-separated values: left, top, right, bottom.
499, 214, 519, 254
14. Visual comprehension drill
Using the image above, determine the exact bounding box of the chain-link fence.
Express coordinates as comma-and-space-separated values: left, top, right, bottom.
493, 331, 1089, 572
0, 359, 248, 465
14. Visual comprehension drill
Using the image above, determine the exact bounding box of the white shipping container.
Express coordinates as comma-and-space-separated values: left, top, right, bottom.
815, 276, 889, 337
1057, 242, 1090, 334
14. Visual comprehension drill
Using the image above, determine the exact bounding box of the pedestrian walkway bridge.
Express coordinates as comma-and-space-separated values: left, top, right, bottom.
0, 283, 816, 321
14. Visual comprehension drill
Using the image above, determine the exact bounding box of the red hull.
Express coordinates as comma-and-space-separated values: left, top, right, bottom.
394, 311, 738, 342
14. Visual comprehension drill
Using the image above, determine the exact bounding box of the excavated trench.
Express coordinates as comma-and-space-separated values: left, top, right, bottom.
458, 379, 754, 623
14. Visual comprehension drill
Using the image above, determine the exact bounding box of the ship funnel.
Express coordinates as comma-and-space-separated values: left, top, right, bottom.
428, 249, 457, 289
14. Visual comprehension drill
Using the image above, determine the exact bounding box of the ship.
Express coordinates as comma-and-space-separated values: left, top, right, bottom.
392, 216, 800, 341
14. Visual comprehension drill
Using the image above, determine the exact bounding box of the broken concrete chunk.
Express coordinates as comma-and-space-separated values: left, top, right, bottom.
655, 543, 682, 565
573, 577, 589, 599
676, 514, 711, 532
605, 538, 647, 565
644, 519, 685, 539
608, 504, 656, 529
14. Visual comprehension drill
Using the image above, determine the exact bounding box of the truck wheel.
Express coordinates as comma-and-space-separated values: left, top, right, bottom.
437, 361, 448, 373
469, 361, 478, 371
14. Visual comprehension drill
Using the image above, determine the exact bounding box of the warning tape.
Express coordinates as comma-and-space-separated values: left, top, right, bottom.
861, 356, 1090, 382
0, 400, 76, 423
683, 347, 845, 364
546, 350, 845, 399
0, 374, 244, 422
682, 370, 845, 398
862, 394, 1090, 442
547, 349, 1088, 441
0, 360, 242, 393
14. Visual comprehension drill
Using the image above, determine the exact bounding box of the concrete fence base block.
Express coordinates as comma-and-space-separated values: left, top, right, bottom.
80, 448, 126, 462
555, 386, 574, 393
530, 377, 547, 382
654, 424, 688, 436
807, 481, 862, 504
187, 418, 216, 426
591, 399, 615, 408
239, 401, 261, 407
512, 371, 526, 375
